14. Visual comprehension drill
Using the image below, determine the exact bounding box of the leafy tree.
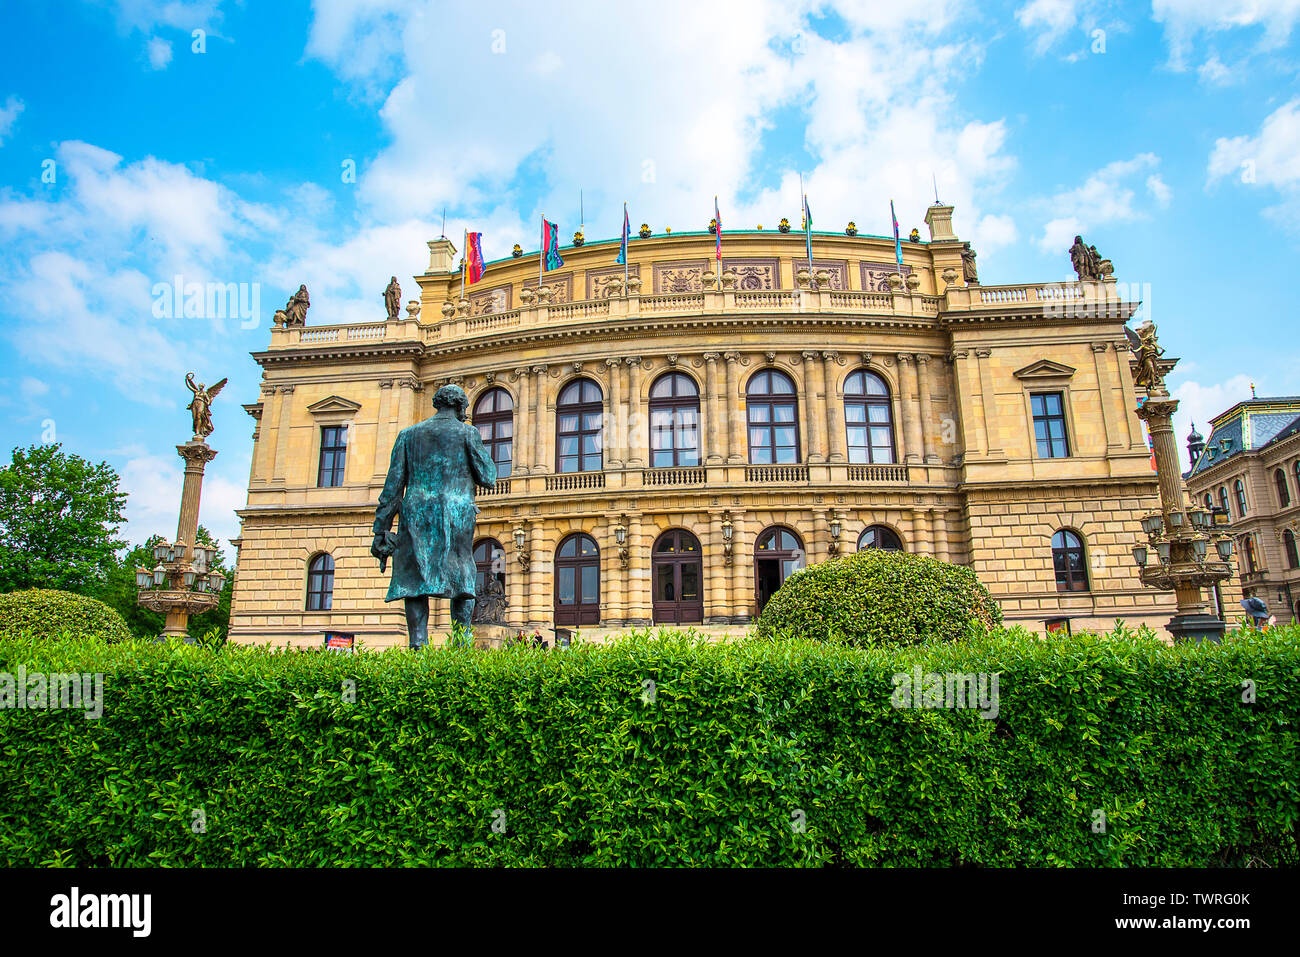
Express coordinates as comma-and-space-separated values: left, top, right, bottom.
0, 444, 127, 594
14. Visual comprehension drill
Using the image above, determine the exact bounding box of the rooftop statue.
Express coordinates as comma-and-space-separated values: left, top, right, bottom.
372, 384, 497, 649
185, 372, 227, 439
1068, 235, 1113, 281
284, 284, 310, 326
961, 242, 978, 284
384, 276, 401, 321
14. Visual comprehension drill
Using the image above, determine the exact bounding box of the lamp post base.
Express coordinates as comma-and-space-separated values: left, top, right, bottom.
1168, 613, 1226, 644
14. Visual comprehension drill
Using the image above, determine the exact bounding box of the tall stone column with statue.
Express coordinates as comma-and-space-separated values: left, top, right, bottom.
1130, 321, 1235, 642
371, 384, 497, 649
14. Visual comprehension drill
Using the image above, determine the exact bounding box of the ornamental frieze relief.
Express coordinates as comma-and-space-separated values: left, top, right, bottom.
586, 264, 642, 300
860, 261, 914, 291
522, 273, 573, 303
721, 257, 779, 291
793, 258, 849, 290
654, 260, 708, 294
468, 285, 512, 316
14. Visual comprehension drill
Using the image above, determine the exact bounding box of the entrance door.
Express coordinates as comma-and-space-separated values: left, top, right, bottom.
754, 526, 804, 614
554, 533, 600, 626
652, 530, 704, 624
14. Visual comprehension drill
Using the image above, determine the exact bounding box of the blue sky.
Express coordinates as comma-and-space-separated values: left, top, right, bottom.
2, 0, 1299, 547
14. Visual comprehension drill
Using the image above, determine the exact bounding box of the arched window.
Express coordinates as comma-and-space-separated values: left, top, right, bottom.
306, 553, 334, 610
1284, 530, 1299, 570
556, 379, 603, 474
1275, 468, 1291, 508
648, 373, 700, 468
554, 533, 600, 625
473, 538, 505, 595
1235, 479, 1248, 517
1243, 535, 1258, 574
473, 389, 513, 479
746, 370, 800, 464
754, 526, 804, 612
1295, 460, 1300, 498
1052, 530, 1088, 592
1203, 493, 1213, 509
843, 370, 895, 464
858, 525, 903, 551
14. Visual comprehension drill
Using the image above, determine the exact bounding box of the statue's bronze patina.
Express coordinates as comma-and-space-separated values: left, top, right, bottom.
284, 284, 310, 326
372, 384, 497, 648
185, 372, 227, 438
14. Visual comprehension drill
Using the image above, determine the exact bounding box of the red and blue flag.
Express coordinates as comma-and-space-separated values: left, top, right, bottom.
714, 195, 723, 261
542, 218, 564, 272
465, 231, 486, 284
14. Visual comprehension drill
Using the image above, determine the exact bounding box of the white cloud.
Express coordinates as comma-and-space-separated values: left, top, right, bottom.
1171, 373, 1255, 470
1146, 173, 1172, 208
1017, 0, 1084, 54
304, 0, 1018, 274
1036, 152, 1164, 252
1152, 0, 1300, 69
118, 447, 246, 544
147, 36, 173, 69
1207, 98, 1300, 227
0, 95, 24, 146
1197, 53, 1232, 84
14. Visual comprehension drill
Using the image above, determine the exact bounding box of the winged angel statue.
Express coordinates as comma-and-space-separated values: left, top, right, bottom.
186, 372, 227, 438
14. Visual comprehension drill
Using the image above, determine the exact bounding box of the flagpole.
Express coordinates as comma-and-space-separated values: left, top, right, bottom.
623, 201, 628, 289
461, 228, 467, 301
539, 214, 544, 289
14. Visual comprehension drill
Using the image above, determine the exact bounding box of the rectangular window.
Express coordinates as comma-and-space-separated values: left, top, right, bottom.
318, 426, 347, 487
1031, 392, 1070, 459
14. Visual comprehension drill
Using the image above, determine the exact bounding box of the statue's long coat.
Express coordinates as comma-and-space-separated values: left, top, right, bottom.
373, 412, 497, 602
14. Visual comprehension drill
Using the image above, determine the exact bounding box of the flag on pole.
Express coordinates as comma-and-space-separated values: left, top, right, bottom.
615, 203, 630, 265
714, 195, 723, 261
542, 218, 564, 272
465, 231, 486, 284
890, 200, 903, 274
802, 193, 813, 268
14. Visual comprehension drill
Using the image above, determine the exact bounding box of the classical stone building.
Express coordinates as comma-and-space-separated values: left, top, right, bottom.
1185, 397, 1300, 623
229, 203, 1177, 647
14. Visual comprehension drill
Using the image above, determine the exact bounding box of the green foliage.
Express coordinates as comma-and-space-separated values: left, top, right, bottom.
0, 589, 134, 644
1, 624, 1296, 867
0, 443, 127, 593
753, 549, 1002, 646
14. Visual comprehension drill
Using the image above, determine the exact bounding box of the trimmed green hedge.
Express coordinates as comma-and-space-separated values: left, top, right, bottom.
754, 549, 1002, 646
0, 588, 134, 644
0, 626, 1296, 866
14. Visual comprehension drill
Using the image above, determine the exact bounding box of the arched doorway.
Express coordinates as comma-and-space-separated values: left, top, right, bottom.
754, 526, 804, 614
652, 529, 703, 624
554, 533, 600, 625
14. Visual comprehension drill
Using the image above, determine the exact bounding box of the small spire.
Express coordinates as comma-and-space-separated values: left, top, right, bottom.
1250, 381, 1257, 398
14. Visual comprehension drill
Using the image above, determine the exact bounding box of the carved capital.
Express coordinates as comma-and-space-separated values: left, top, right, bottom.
378, 379, 394, 390
975, 348, 992, 359
277, 384, 296, 394
821, 350, 840, 363
1091, 341, 1110, 353
625, 356, 642, 367
703, 352, 721, 363
513, 366, 529, 380
605, 358, 621, 368
531, 364, 549, 376
915, 353, 931, 365
896, 353, 914, 365
724, 351, 741, 363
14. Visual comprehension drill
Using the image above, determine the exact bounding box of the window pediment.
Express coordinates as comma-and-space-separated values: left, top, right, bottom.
1014, 360, 1076, 380
306, 395, 362, 416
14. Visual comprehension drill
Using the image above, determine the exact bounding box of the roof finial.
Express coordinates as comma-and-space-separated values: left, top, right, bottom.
1250, 381, 1257, 399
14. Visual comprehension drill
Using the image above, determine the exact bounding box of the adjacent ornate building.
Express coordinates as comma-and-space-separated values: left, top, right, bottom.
229, 203, 1177, 647
1184, 397, 1300, 623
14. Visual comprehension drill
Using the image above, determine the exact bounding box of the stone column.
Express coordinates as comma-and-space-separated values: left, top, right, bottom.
949, 350, 983, 459
626, 357, 644, 468
724, 352, 743, 463
731, 509, 750, 620
396, 379, 418, 431
606, 357, 624, 468
703, 353, 723, 465
1091, 341, 1120, 451
506, 532, 525, 629
273, 384, 294, 484
812, 508, 829, 563
707, 511, 726, 621
896, 355, 922, 464
802, 351, 826, 464
916, 354, 939, 464
513, 368, 531, 475
532, 365, 550, 473
371, 380, 394, 480
932, 508, 950, 562
823, 351, 845, 462
255, 384, 277, 482
913, 508, 933, 556
164, 440, 218, 639
975, 349, 999, 455
628, 510, 649, 624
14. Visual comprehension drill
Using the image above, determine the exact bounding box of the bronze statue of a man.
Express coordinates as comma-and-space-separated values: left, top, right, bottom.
372, 384, 497, 649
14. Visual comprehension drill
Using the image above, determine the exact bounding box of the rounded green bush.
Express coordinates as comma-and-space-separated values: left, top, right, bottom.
752, 549, 1002, 646
0, 588, 134, 643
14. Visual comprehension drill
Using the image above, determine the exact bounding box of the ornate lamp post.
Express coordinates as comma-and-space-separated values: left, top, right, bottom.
136, 373, 227, 641
1130, 324, 1234, 642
